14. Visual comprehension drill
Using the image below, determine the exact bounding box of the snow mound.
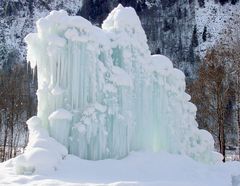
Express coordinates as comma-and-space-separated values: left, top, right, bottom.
13, 117, 67, 175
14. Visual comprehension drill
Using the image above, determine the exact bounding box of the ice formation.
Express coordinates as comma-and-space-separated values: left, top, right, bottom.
18, 4, 222, 174
13, 116, 68, 174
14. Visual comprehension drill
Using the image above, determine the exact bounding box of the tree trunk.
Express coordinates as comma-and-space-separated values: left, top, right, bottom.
2, 118, 8, 161
9, 98, 14, 159
237, 75, 240, 160
238, 99, 240, 160
217, 87, 226, 162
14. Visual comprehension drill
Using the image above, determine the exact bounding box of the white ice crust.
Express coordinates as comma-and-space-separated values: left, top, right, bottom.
20, 4, 222, 174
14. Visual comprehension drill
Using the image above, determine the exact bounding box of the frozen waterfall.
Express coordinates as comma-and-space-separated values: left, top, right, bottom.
17, 4, 221, 174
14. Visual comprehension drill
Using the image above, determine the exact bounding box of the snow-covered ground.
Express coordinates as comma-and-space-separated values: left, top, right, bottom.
0, 151, 239, 186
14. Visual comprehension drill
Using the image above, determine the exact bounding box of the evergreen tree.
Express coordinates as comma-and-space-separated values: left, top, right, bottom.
198, 0, 205, 7
155, 48, 161, 54
0, 29, 7, 69
219, 0, 230, 5
191, 25, 199, 47
202, 26, 207, 42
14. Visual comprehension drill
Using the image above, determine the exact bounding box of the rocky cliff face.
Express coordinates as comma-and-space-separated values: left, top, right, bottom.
0, 0, 239, 78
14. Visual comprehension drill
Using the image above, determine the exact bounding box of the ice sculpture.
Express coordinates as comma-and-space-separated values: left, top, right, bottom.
18, 4, 221, 173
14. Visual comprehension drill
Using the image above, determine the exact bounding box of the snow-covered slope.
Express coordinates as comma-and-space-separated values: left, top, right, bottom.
195, 0, 240, 57
0, 0, 83, 69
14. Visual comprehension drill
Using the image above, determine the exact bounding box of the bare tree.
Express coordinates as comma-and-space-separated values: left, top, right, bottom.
189, 44, 237, 162
220, 13, 240, 160
0, 63, 37, 162
188, 11, 240, 161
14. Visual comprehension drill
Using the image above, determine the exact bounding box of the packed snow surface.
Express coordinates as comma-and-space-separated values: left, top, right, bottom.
1, 151, 240, 186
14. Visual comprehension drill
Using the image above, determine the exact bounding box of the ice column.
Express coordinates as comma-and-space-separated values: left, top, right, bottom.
24, 5, 221, 163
